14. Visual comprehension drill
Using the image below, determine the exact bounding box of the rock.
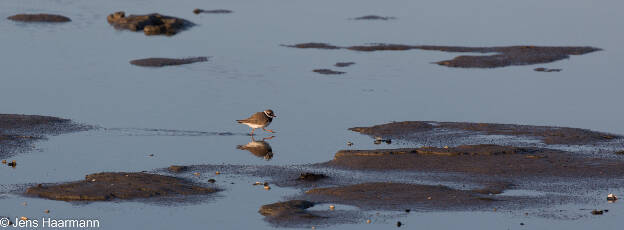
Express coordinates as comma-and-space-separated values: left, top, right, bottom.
168, 165, 189, 173
313, 69, 345, 75
298, 173, 327, 182
193, 9, 233, 14
26, 172, 216, 201
591, 209, 604, 215
130, 57, 208, 67
334, 62, 355, 67
607, 193, 617, 201
106, 11, 194, 36
8, 14, 71, 22
352, 15, 396, 20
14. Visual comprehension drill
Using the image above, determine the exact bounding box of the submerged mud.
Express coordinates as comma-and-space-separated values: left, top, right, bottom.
352, 15, 396, 20
285, 43, 600, 68
107, 11, 194, 36
193, 9, 233, 14
313, 69, 345, 75
334, 62, 355, 67
129, 57, 208, 67
26, 172, 216, 201
8, 14, 71, 22
0, 114, 90, 158
349, 121, 619, 145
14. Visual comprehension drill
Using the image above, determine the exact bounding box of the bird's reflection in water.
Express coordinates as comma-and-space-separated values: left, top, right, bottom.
236, 136, 274, 160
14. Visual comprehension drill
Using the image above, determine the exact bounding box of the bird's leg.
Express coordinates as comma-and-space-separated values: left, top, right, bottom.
250, 128, 255, 136
263, 136, 275, 141
262, 128, 275, 133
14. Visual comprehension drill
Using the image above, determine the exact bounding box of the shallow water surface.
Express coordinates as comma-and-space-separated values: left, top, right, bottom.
1, 0, 623, 229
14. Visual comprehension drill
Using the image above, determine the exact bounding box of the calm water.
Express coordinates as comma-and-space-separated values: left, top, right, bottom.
1, 0, 623, 229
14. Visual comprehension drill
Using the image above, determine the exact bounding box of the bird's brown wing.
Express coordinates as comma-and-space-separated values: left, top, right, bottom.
236, 112, 267, 124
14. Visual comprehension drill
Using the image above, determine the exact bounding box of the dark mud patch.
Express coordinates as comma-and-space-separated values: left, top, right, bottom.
259, 200, 360, 227
616, 150, 624, 155
129, 57, 208, 67
304, 182, 507, 210
168, 165, 189, 173
285, 43, 600, 68
0, 114, 90, 158
349, 121, 619, 145
352, 15, 396, 20
26, 172, 216, 201
534, 67, 562, 72
107, 11, 194, 36
193, 9, 233, 14
298, 173, 327, 182
313, 69, 345, 75
282, 43, 340, 50
334, 62, 355, 67
8, 14, 71, 22
325, 144, 624, 178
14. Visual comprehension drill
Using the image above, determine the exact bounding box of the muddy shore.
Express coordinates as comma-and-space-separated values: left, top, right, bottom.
0, 114, 90, 158
8, 14, 71, 22
130, 57, 208, 67
107, 11, 194, 36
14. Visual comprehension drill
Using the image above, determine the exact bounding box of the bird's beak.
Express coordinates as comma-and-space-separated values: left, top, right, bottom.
273, 115, 277, 118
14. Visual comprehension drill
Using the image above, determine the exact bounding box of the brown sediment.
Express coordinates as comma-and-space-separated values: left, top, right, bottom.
534, 67, 562, 72
615, 151, 624, 155
193, 9, 233, 14
325, 144, 624, 178
168, 165, 189, 173
334, 62, 355, 67
313, 69, 345, 75
304, 182, 505, 210
8, 14, 71, 22
285, 43, 600, 68
26, 172, 216, 201
0, 114, 90, 158
129, 57, 208, 67
349, 121, 619, 145
259, 200, 317, 219
352, 15, 396, 20
106, 11, 194, 36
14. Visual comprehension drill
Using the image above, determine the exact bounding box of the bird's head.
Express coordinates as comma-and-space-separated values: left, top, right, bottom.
264, 109, 276, 118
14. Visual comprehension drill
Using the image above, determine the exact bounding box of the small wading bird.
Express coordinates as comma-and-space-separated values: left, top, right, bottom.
237, 109, 276, 135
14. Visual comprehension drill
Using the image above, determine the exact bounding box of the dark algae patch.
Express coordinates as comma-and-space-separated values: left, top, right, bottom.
0, 114, 90, 158
130, 57, 208, 67
8, 14, 71, 22
298, 173, 327, 182
26, 172, 216, 201
285, 43, 600, 68
350, 121, 619, 145
193, 9, 233, 14
107, 11, 194, 36
352, 15, 396, 20
313, 69, 345, 75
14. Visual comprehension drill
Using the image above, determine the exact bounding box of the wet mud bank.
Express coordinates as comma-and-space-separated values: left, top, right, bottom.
349, 121, 620, 145
351, 15, 396, 20
107, 11, 194, 36
130, 57, 208, 67
313, 69, 345, 75
26, 172, 217, 201
0, 114, 90, 158
193, 9, 233, 14
8, 14, 71, 22
285, 43, 600, 68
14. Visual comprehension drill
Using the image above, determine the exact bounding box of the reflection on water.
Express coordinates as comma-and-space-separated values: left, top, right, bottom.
236, 136, 274, 160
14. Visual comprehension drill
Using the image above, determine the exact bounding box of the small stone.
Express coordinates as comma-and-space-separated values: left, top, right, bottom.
207, 179, 216, 183
374, 140, 382, 145
385, 139, 392, 144
397, 221, 402, 227
44, 210, 50, 213
20, 217, 28, 221
347, 141, 354, 146
193, 172, 200, 176
193, 8, 202, 14
366, 219, 371, 224
263, 182, 269, 186
405, 209, 410, 213
444, 146, 449, 149
427, 196, 432, 200
520, 223, 524, 226
329, 205, 335, 210
254, 182, 262, 185
215, 171, 221, 175
148, 154, 154, 157
22, 202, 27, 206
1, 160, 6, 164
591, 209, 604, 215
607, 193, 617, 201
264, 185, 271, 190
